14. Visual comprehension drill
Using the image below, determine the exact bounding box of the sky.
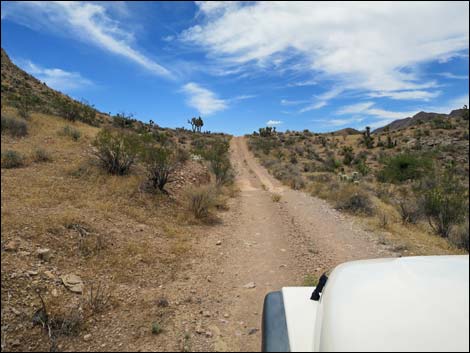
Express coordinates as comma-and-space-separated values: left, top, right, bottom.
1, 1, 469, 135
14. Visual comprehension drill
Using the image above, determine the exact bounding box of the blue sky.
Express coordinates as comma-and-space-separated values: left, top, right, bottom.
1, 1, 469, 135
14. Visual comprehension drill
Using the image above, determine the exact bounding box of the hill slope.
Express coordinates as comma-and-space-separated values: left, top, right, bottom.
373, 109, 468, 134
1, 48, 107, 125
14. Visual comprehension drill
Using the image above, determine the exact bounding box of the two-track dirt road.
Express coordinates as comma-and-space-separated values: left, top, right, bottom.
163, 136, 394, 352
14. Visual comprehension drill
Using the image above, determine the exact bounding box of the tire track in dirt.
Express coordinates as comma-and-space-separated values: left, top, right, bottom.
168, 137, 393, 352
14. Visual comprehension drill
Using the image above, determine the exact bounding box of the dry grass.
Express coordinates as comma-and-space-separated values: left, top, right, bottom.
1, 107, 226, 351
271, 193, 282, 202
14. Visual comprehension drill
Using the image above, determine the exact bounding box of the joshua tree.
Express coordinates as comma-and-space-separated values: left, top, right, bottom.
362, 126, 374, 149
188, 116, 204, 133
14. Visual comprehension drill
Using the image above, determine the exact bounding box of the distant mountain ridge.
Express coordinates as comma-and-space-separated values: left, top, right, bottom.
373, 109, 468, 134
331, 127, 362, 135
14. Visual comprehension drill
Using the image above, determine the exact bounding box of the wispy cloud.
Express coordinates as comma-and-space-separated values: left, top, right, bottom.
266, 120, 282, 126
281, 99, 309, 106
18, 60, 93, 91
369, 90, 441, 101
181, 82, 227, 115
2, 1, 172, 78
182, 2, 468, 96
286, 79, 317, 87
438, 72, 469, 80
299, 87, 343, 113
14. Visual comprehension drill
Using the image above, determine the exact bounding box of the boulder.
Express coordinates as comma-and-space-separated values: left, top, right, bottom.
61, 274, 84, 294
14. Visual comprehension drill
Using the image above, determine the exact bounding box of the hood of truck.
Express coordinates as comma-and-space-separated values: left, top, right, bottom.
313, 255, 469, 352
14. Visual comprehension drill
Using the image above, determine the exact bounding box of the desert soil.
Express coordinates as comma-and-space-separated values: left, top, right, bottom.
159, 136, 394, 352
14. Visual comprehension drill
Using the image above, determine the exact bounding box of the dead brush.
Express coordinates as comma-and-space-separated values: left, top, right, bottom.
66, 223, 105, 256
186, 185, 216, 219
378, 212, 389, 229
86, 282, 111, 314
32, 290, 84, 352
271, 193, 281, 202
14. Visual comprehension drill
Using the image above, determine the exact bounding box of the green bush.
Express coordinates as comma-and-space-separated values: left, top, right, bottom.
1, 150, 25, 169
61, 125, 81, 141
341, 146, 354, 166
1, 115, 28, 137
335, 185, 374, 215
202, 139, 233, 185
151, 322, 162, 335
377, 153, 432, 183
16, 96, 31, 120
92, 128, 141, 175
419, 170, 467, 238
142, 145, 176, 192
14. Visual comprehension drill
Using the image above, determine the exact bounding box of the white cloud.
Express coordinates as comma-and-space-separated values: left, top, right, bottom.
230, 94, 256, 102
266, 120, 282, 126
438, 72, 469, 80
182, 2, 469, 94
281, 99, 308, 106
369, 90, 441, 101
299, 87, 343, 113
286, 79, 317, 87
336, 102, 417, 128
336, 102, 375, 115
2, 1, 171, 78
19, 60, 93, 91
182, 82, 227, 115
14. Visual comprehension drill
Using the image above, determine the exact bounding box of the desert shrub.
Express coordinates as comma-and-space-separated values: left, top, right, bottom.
33, 148, 52, 163
112, 112, 135, 128
290, 154, 298, 164
92, 128, 141, 175
1, 150, 25, 168
60, 125, 81, 140
86, 282, 111, 314
203, 139, 233, 185
432, 116, 452, 129
290, 175, 305, 190
175, 147, 190, 164
271, 193, 281, 202
142, 145, 176, 192
449, 218, 469, 251
152, 322, 162, 335
418, 170, 468, 238
335, 185, 374, 215
1, 115, 28, 137
16, 96, 32, 120
396, 196, 422, 224
272, 163, 303, 188
341, 146, 354, 166
322, 156, 341, 172
187, 185, 216, 218
377, 153, 432, 183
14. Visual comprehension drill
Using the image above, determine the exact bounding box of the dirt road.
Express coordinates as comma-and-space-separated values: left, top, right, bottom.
166, 136, 393, 352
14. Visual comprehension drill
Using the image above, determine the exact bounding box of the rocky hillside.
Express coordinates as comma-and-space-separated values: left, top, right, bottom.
1, 48, 235, 351
248, 106, 469, 252
1, 48, 109, 126
373, 109, 469, 134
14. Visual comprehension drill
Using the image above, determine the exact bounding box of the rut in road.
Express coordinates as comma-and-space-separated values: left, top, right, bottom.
169, 136, 393, 352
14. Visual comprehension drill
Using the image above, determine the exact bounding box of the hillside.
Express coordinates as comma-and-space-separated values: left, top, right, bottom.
1, 50, 235, 351
248, 108, 469, 252
1, 48, 111, 126
373, 109, 469, 134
